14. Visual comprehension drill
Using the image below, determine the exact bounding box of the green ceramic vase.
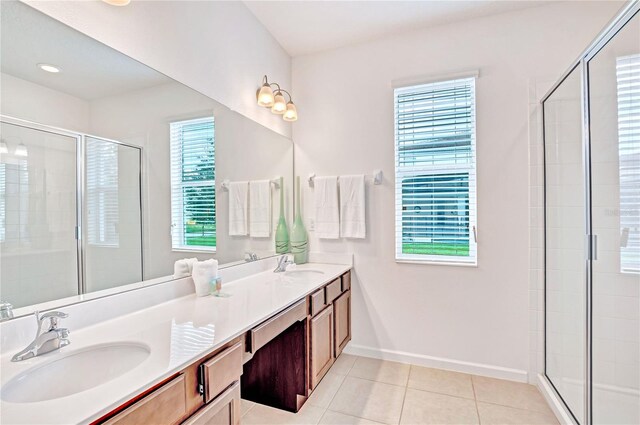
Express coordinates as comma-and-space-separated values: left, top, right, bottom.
290, 176, 308, 264
275, 177, 290, 254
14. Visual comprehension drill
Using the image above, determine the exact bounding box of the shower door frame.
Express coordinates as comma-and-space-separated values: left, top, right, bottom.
0, 114, 145, 296
540, 1, 640, 424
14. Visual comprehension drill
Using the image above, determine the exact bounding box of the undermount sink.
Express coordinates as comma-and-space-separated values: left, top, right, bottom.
284, 269, 325, 279
2, 342, 150, 403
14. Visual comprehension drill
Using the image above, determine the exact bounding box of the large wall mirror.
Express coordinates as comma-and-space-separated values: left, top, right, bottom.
0, 1, 293, 317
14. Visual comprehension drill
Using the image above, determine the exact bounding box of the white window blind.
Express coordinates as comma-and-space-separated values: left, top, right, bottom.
0, 164, 5, 242
616, 54, 640, 273
86, 138, 119, 247
170, 117, 216, 251
394, 77, 477, 264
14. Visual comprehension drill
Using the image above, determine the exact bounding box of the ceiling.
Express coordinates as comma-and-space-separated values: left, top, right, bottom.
243, 1, 545, 57
0, 1, 170, 101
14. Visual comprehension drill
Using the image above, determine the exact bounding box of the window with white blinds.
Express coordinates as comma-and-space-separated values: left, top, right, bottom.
616, 54, 640, 273
170, 117, 216, 251
86, 138, 119, 247
394, 77, 477, 264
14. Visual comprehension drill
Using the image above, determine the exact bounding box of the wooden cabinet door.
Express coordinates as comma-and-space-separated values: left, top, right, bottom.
182, 381, 241, 425
103, 375, 187, 425
334, 290, 351, 357
309, 304, 334, 390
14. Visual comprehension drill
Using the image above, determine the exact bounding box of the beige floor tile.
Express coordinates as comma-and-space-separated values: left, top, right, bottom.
348, 357, 410, 386
308, 372, 347, 408
477, 402, 559, 425
328, 376, 406, 424
242, 402, 325, 425
408, 366, 475, 399
241, 399, 256, 416
472, 376, 551, 413
320, 410, 385, 425
400, 388, 479, 425
331, 354, 358, 375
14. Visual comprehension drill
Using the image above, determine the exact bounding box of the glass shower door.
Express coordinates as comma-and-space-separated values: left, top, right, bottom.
0, 121, 79, 308
587, 9, 640, 424
544, 64, 587, 423
83, 136, 142, 293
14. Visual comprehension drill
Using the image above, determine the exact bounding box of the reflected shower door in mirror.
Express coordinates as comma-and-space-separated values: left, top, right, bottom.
0, 1, 293, 318
543, 64, 586, 423
587, 9, 639, 424
84, 136, 143, 293
0, 122, 79, 308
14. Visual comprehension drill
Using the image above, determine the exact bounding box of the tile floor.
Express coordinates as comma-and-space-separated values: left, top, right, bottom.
241, 354, 559, 425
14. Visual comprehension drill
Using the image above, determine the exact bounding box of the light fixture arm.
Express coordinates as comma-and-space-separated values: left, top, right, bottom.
261, 76, 292, 102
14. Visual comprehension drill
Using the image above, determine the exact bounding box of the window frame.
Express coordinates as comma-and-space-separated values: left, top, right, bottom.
170, 116, 216, 253
394, 76, 478, 266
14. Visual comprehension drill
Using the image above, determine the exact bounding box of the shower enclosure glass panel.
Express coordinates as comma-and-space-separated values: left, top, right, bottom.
543, 65, 587, 423
0, 122, 79, 308
83, 136, 142, 293
587, 10, 640, 424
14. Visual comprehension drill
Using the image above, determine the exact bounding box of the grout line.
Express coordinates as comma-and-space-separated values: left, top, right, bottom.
323, 372, 347, 410
398, 381, 409, 425
471, 375, 481, 424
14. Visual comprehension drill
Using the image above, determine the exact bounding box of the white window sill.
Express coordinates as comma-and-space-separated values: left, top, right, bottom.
172, 247, 217, 254
395, 259, 478, 267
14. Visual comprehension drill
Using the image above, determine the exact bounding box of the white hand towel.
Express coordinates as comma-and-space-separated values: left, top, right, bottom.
249, 180, 272, 238
314, 176, 339, 239
228, 181, 248, 236
191, 259, 218, 297
173, 259, 190, 278
339, 175, 366, 239
184, 257, 198, 274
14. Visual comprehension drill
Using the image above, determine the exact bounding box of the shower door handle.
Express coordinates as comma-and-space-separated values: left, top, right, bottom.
588, 234, 598, 261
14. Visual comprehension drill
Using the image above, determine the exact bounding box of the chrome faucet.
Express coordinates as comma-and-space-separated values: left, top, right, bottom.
274, 254, 294, 273
11, 311, 70, 362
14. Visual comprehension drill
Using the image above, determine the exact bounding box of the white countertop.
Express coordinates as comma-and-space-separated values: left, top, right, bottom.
0, 262, 351, 425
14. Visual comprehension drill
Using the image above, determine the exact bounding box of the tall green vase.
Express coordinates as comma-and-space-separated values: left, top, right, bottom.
290, 176, 308, 264
275, 177, 290, 254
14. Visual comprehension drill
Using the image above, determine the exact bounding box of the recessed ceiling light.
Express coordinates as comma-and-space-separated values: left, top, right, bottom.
102, 0, 131, 5
37, 63, 61, 73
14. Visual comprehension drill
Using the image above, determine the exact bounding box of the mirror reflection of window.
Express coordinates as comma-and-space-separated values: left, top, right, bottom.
616, 54, 640, 273
0, 158, 29, 246
170, 117, 216, 252
86, 138, 119, 247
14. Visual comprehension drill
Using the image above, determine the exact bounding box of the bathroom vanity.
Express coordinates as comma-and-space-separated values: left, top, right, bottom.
0, 262, 352, 425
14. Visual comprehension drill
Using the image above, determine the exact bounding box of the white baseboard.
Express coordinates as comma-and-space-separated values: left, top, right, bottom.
343, 343, 529, 383
536, 374, 576, 425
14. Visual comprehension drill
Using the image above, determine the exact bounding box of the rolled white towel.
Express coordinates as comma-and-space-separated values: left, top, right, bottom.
173, 259, 190, 278
184, 257, 198, 274
191, 259, 219, 297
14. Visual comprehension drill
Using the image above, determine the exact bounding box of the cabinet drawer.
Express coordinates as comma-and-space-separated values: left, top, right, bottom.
341, 272, 351, 291
104, 374, 187, 425
309, 289, 326, 317
183, 381, 241, 425
201, 342, 243, 404
250, 299, 307, 353
325, 278, 342, 304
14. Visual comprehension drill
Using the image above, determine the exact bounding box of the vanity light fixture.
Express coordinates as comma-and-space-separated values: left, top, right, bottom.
102, 0, 131, 6
0, 141, 8, 155
37, 63, 60, 73
14, 143, 28, 158
256, 75, 298, 121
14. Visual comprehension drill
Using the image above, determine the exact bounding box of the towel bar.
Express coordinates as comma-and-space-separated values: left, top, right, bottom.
308, 170, 382, 187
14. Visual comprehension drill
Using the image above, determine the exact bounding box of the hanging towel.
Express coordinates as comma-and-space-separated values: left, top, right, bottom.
339, 175, 366, 239
314, 176, 340, 239
249, 180, 272, 238
228, 181, 248, 236
192, 259, 218, 296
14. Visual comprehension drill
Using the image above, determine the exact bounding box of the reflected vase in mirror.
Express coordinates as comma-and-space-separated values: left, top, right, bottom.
275, 176, 290, 254
290, 176, 308, 264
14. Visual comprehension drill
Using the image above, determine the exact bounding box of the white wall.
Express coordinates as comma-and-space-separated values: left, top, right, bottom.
22, 0, 292, 138
1, 72, 90, 132
291, 2, 622, 379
